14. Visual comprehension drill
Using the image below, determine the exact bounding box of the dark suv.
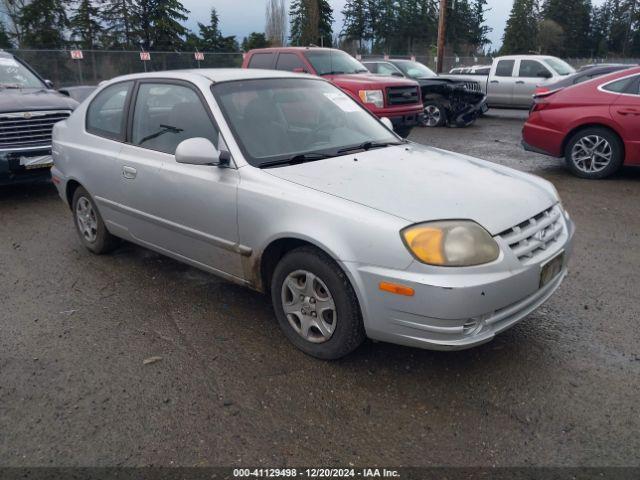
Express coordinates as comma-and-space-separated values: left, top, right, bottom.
0, 51, 78, 185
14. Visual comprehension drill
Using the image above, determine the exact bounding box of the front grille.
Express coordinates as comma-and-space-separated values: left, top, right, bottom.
462, 81, 482, 93
498, 205, 565, 263
386, 86, 420, 106
0, 110, 71, 150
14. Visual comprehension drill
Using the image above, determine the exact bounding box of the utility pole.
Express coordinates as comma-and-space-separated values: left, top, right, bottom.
436, 0, 447, 74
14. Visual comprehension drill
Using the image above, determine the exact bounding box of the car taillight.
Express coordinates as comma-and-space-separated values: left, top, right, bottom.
531, 100, 550, 113
534, 86, 550, 95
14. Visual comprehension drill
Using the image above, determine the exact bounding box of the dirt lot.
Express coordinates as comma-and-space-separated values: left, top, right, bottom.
1, 110, 639, 467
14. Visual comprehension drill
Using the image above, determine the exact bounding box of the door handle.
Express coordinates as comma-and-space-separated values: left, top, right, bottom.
490, 80, 499, 84
122, 165, 137, 179
515, 80, 525, 84
617, 108, 640, 116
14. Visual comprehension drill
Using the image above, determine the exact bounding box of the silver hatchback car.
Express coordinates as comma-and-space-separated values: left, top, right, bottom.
51, 69, 575, 359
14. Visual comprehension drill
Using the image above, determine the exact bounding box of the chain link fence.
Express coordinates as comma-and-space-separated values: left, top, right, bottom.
9, 49, 244, 87
8, 49, 640, 87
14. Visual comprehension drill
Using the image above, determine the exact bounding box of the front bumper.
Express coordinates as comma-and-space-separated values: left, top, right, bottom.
345, 210, 575, 351
452, 95, 488, 126
0, 147, 53, 186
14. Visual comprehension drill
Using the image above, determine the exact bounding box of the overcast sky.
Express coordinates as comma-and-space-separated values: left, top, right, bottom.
182, 0, 605, 50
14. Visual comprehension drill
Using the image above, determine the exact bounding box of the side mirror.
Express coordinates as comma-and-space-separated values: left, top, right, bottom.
44, 79, 54, 89
175, 138, 230, 167
391, 72, 404, 77
539, 71, 552, 79
380, 117, 394, 131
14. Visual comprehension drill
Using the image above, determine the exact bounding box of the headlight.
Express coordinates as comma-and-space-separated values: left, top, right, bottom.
401, 221, 500, 267
358, 89, 384, 108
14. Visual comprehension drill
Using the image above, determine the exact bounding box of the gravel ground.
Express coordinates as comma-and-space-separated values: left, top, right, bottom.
1, 110, 639, 467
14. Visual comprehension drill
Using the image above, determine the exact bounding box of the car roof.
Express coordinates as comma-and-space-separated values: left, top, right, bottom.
104, 68, 316, 84
0, 50, 14, 59
247, 47, 343, 54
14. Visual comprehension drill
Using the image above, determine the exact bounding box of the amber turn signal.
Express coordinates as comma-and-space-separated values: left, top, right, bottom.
379, 282, 415, 297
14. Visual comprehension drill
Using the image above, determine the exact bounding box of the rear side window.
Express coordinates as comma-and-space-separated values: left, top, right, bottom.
519, 60, 550, 78
601, 76, 636, 93
495, 60, 515, 77
131, 83, 218, 155
86, 81, 132, 140
276, 53, 305, 71
248, 53, 274, 69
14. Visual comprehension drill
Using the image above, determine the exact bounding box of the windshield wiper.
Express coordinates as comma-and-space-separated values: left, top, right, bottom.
337, 140, 405, 155
259, 152, 335, 169
139, 124, 183, 145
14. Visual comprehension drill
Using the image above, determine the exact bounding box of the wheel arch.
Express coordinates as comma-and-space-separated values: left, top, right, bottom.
65, 179, 83, 209
561, 123, 625, 160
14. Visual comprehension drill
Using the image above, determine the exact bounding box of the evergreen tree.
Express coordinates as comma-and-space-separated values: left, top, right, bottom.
590, 1, 613, 56
150, 0, 189, 50
196, 8, 239, 52
70, 0, 103, 49
242, 32, 270, 51
501, 0, 539, 54
0, 20, 13, 48
99, 0, 136, 48
341, 0, 368, 50
542, 0, 592, 57
290, 0, 333, 46
18, 0, 68, 48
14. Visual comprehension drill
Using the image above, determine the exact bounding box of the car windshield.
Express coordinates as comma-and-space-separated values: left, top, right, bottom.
543, 58, 575, 76
212, 78, 401, 168
392, 60, 436, 79
304, 50, 369, 75
0, 56, 44, 88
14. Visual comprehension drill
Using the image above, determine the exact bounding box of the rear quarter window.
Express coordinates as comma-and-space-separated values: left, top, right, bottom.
601, 76, 637, 93
86, 81, 132, 140
495, 60, 515, 77
275, 53, 305, 71
248, 53, 275, 69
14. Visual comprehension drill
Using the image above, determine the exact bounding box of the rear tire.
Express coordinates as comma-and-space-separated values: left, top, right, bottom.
72, 186, 119, 254
271, 246, 365, 360
564, 127, 623, 179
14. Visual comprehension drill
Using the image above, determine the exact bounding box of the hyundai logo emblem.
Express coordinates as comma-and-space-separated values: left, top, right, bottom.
23, 112, 32, 119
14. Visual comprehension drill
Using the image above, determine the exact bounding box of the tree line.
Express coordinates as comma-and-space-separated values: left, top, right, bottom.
502, 0, 640, 57
0, 0, 274, 51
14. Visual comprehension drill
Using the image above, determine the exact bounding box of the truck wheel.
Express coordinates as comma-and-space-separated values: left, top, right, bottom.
564, 127, 623, 179
271, 246, 366, 360
422, 101, 447, 127
72, 186, 119, 254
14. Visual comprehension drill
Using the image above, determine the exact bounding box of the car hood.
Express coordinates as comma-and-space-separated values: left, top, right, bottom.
264, 144, 557, 235
0, 88, 78, 114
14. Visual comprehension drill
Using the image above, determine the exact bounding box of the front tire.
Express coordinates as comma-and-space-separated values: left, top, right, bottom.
564, 127, 623, 179
271, 246, 365, 360
72, 186, 119, 254
422, 100, 447, 127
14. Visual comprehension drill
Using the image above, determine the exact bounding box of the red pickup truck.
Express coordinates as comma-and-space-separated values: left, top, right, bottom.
242, 47, 424, 137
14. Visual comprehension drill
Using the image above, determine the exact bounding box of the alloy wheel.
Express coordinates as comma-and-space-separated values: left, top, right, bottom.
424, 105, 442, 127
75, 196, 98, 243
280, 270, 337, 344
571, 135, 612, 174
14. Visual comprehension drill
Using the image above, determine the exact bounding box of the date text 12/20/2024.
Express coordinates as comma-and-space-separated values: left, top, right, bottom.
233, 468, 400, 478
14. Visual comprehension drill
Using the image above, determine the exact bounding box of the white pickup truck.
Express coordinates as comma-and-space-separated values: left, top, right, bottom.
442, 55, 576, 108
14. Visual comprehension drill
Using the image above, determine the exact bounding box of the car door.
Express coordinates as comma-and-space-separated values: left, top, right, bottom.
488, 59, 516, 106
117, 80, 243, 278
82, 81, 134, 228
514, 59, 553, 107
610, 75, 640, 165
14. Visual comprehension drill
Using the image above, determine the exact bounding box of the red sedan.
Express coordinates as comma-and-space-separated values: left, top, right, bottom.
523, 67, 640, 179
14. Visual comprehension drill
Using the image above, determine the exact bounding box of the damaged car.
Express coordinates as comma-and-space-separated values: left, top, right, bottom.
363, 59, 487, 127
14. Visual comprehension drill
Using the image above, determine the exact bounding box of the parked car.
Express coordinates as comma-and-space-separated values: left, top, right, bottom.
442, 55, 576, 108
364, 59, 487, 127
523, 67, 640, 179
0, 51, 78, 185
242, 47, 423, 137
51, 69, 574, 359
577, 63, 632, 72
534, 64, 635, 96
449, 65, 491, 76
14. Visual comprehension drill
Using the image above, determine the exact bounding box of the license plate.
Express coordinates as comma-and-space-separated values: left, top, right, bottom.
481, 103, 489, 113
20, 155, 53, 170
540, 252, 564, 288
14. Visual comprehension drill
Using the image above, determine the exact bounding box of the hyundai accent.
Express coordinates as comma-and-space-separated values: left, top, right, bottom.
51, 69, 575, 359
